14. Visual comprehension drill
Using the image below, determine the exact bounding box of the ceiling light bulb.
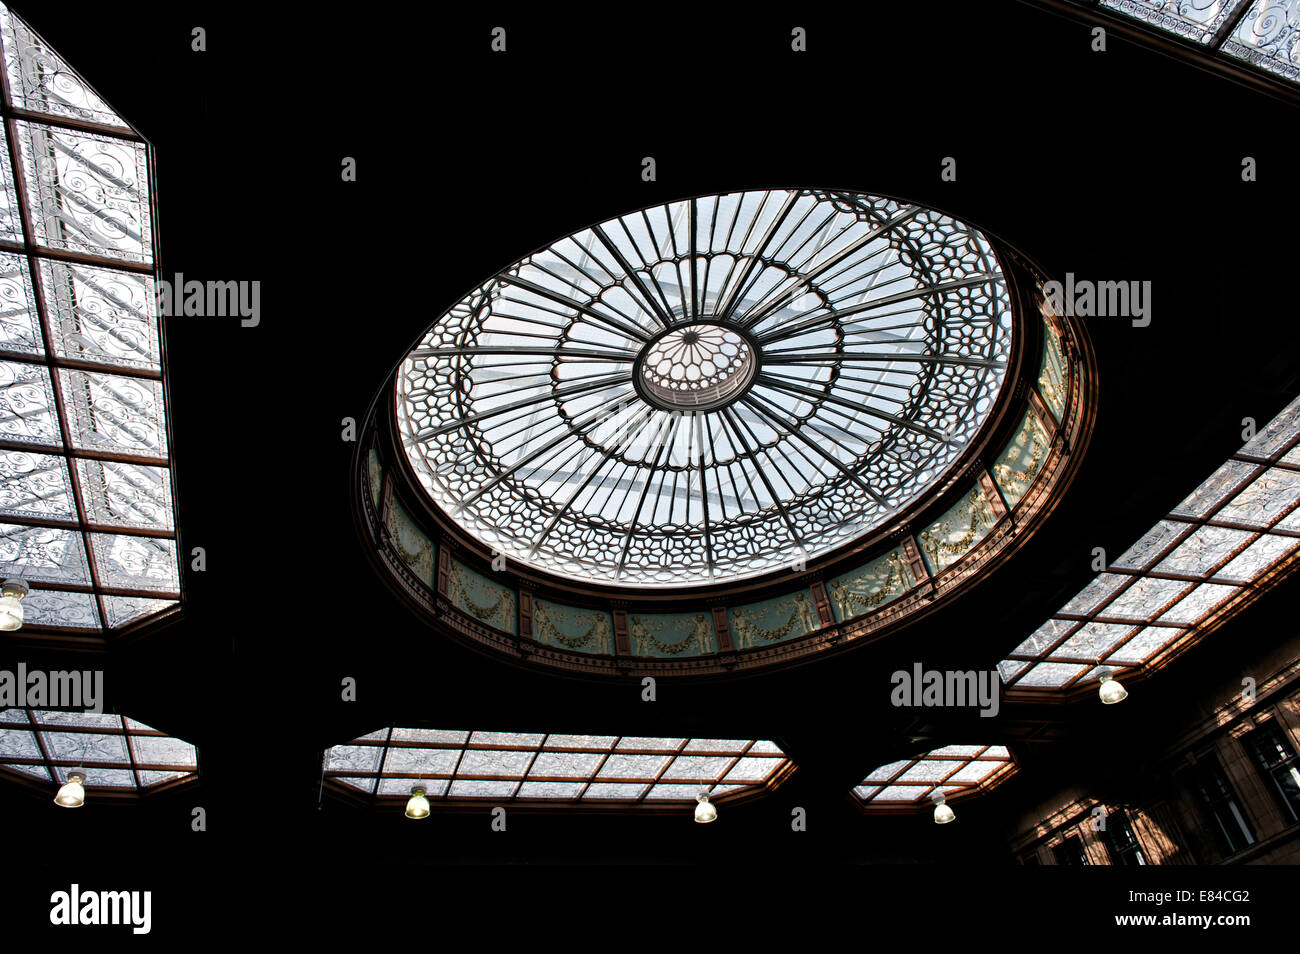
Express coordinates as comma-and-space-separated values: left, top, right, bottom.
1098, 668, 1128, 705
54, 770, 86, 809
405, 786, 430, 819
694, 792, 717, 824
0, 579, 29, 631
932, 793, 955, 825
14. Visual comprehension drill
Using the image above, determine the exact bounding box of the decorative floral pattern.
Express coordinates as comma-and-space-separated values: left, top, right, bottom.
917, 487, 998, 576
447, 558, 516, 634
729, 590, 819, 649
827, 547, 911, 623
991, 405, 1050, 509
628, 612, 716, 657
385, 498, 433, 587
533, 598, 613, 654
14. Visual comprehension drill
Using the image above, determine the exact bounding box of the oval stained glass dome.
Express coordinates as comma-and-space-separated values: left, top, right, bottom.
396, 189, 1014, 588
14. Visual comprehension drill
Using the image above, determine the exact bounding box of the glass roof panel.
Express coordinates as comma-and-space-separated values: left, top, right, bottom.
1221, 0, 1300, 81
0, 250, 41, 354
0, 8, 180, 636
397, 189, 1013, 587
324, 729, 792, 806
21, 587, 99, 628
14, 121, 152, 265
855, 744, 1015, 807
59, 369, 167, 458
1100, 0, 1248, 43
0, 450, 74, 519
88, 533, 178, 594
1001, 394, 1300, 685
75, 459, 172, 530
37, 260, 160, 372
0, 360, 59, 446
0, 522, 89, 584
0, 7, 129, 128
0, 710, 197, 794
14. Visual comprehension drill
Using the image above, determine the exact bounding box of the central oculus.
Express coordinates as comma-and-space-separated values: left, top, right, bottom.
636, 321, 758, 412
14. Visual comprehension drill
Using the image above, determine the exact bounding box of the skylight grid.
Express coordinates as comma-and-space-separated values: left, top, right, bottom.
0, 4, 180, 635
854, 744, 1015, 807
1001, 393, 1300, 690
324, 729, 792, 805
0, 708, 198, 793
1095, 1, 1300, 85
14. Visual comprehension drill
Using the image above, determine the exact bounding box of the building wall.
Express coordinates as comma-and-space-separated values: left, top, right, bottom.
1006, 629, 1300, 865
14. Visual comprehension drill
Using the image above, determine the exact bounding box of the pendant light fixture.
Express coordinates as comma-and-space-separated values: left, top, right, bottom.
694, 790, 717, 824
1097, 666, 1128, 705
932, 791, 955, 825
54, 769, 87, 808
405, 785, 431, 819
0, 579, 29, 631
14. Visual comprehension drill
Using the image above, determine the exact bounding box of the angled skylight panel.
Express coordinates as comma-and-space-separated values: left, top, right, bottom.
854, 745, 1015, 807
0, 708, 198, 793
1100, 0, 1250, 44
1220, 0, 1300, 81
1001, 393, 1300, 690
0, 4, 179, 635
325, 729, 792, 805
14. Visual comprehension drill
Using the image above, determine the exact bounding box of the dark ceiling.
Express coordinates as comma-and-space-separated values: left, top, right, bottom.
2, 0, 1297, 929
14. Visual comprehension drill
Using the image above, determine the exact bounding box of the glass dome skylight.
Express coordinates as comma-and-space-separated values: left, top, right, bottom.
397, 189, 1013, 587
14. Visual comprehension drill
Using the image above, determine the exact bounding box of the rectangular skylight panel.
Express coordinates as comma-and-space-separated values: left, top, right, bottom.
597, 754, 671, 779
581, 783, 646, 799
1173, 460, 1257, 518
1101, 577, 1191, 620
456, 749, 535, 777
89, 533, 178, 593
1215, 468, 1300, 527
1060, 573, 1128, 615
528, 751, 604, 778
873, 785, 928, 802
32, 710, 120, 729
1054, 622, 1138, 658
0, 251, 41, 354
0, 727, 40, 758
1159, 583, 1239, 624
615, 737, 685, 752
59, 369, 166, 458
865, 759, 910, 782
41, 730, 129, 763
1100, 0, 1249, 43
15, 123, 152, 265
1015, 662, 1089, 687
128, 736, 197, 768
930, 745, 984, 757
897, 761, 957, 784
1105, 626, 1181, 663
1110, 519, 1189, 570
1152, 525, 1254, 575
0, 523, 89, 584
660, 755, 734, 781
1011, 619, 1073, 657
682, 738, 751, 753
448, 779, 517, 798
1221, 0, 1300, 82
22, 588, 99, 629
81, 767, 135, 787
0, 451, 74, 519
75, 459, 172, 530
325, 745, 382, 774
0, 361, 59, 447
38, 260, 160, 372
1214, 533, 1300, 582
946, 762, 999, 785
517, 781, 584, 799
382, 746, 460, 777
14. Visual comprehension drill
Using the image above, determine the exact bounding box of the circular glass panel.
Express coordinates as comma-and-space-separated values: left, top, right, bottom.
396, 189, 1013, 587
